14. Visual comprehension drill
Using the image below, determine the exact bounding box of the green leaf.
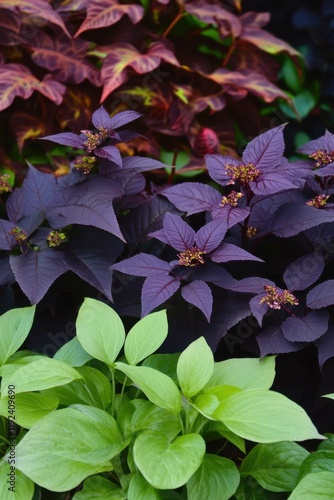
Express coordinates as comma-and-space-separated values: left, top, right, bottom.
298, 450, 334, 481
288, 471, 334, 499
240, 442, 309, 492
204, 421, 246, 453
235, 477, 282, 499
206, 357, 276, 390
0, 355, 47, 379
142, 353, 180, 383
1, 358, 84, 396
0, 462, 34, 500
187, 454, 240, 500
14, 406, 125, 492
323, 393, 334, 400
133, 430, 205, 489
279, 91, 316, 120
76, 298, 125, 365
115, 362, 182, 414
281, 58, 303, 93
177, 337, 214, 398
213, 389, 324, 443
128, 472, 160, 500
73, 475, 126, 499
54, 336, 93, 367
0, 393, 59, 428
193, 386, 241, 419
124, 310, 168, 365
0, 306, 36, 366
130, 400, 181, 441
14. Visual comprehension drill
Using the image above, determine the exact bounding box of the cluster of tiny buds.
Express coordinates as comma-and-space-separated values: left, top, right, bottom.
259, 285, 299, 310
309, 150, 334, 168
220, 190, 244, 207
9, 226, 27, 242
0, 174, 12, 194
246, 226, 257, 238
81, 130, 103, 152
73, 156, 96, 174
177, 246, 206, 267
47, 230, 67, 248
225, 163, 260, 184
306, 194, 330, 208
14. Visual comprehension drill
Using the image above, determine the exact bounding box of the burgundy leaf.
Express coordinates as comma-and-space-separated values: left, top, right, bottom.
195, 219, 227, 253
250, 173, 297, 195
1, 0, 71, 36
40, 132, 85, 149
205, 154, 240, 186
162, 213, 195, 252
92, 107, 142, 130
95, 146, 122, 167
185, 0, 242, 37
9, 249, 68, 304
257, 327, 303, 357
282, 311, 330, 342
250, 295, 269, 327
241, 27, 300, 58
315, 325, 334, 370
307, 280, 334, 309
75, 0, 144, 37
242, 124, 286, 171
141, 275, 180, 316
162, 183, 221, 215
211, 206, 250, 228
283, 253, 325, 291
181, 281, 213, 322
111, 253, 171, 277
210, 243, 263, 263
269, 203, 334, 238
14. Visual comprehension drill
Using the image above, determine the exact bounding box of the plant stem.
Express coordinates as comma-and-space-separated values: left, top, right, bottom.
162, 10, 185, 38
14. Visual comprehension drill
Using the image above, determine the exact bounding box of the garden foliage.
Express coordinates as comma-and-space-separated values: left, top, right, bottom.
0, 301, 329, 498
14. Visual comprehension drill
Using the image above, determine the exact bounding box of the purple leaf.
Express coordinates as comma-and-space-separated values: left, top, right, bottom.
194, 263, 236, 290
250, 173, 297, 195
257, 327, 303, 357
141, 275, 180, 316
111, 253, 171, 277
269, 203, 334, 238
205, 154, 240, 185
242, 124, 286, 171
9, 249, 68, 304
228, 277, 276, 294
181, 280, 213, 322
0, 219, 16, 250
315, 324, 334, 370
92, 107, 142, 130
298, 130, 334, 155
0, 255, 14, 286
210, 243, 263, 263
121, 157, 166, 174
307, 280, 334, 309
211, 206, 250, 228
283, 253, 325, 291
282, 310, 330, 342
162, 183, 221, 215
92, 105, 114, 130
311, 163, 334, 177
95, 146, 122, 167
163, 213, 195, 252
195, 219, 227, 253
250, 295, 269, 327
40, 132, 84, 149
46, 177, 125, 241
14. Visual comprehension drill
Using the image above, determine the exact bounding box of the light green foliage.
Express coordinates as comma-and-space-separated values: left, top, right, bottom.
0, 306, 36, 366
54, 336, 93, 366
288, 471, 334, 499
0, 463, 34, 500
74, 475, 126, 499
177, 336, 214, 398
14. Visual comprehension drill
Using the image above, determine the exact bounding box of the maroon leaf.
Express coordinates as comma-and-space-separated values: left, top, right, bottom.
1, 0, 71, 37
162, 213, 195, 252
306, 280, 334, 309
283, 253, 325, 291
195, 220, 227, 253
75, 0, 144, 37
185, 0, 242, 37
111, 253, 171, 277
9, 249, 68, 304
242, 125, 286, 171
282, 311, 330, 342
241, 26, 301, 58
141, 275, 180, 316
100, 42, 180, 101
162, 183, 221, 215
0, 64, 65, 111
181, 280, 213, 322
31, 33, 101, 86
210, 243, 263, 263
257, 327, 303, 357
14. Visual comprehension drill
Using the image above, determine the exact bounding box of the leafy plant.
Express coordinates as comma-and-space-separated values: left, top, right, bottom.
0, 300, 324, 498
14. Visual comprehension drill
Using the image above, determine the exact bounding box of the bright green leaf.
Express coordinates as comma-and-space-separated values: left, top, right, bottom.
213, 389, 324, 443
133, 430, 205, 489
1, 358, 83, 397
0, 306, 36, 366
76, 298, 125, 365
288, 471, 334, 499
14, 406, 125, 492
0, 462, 34, 500
130, 400, 181, 441
205, 421, 246, 453
54, 336, 93, 367
193, 385, 241, 419
0, 393, 59, 428
142, 353, 180, 383
177, 337, 214, 398
206, 357, 276, 390
298, 450, 334, 481
73, 475, 126, 499
128, 472, 160, 500
323, 393, 334, 401
115, 362, 181, 414
124, 310, 168, 365
187, 454, 240, 500
240, 442, 309, 492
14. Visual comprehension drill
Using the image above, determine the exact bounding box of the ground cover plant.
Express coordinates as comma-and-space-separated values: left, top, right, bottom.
0, 300, 331, 499
0, 0, 302, 177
